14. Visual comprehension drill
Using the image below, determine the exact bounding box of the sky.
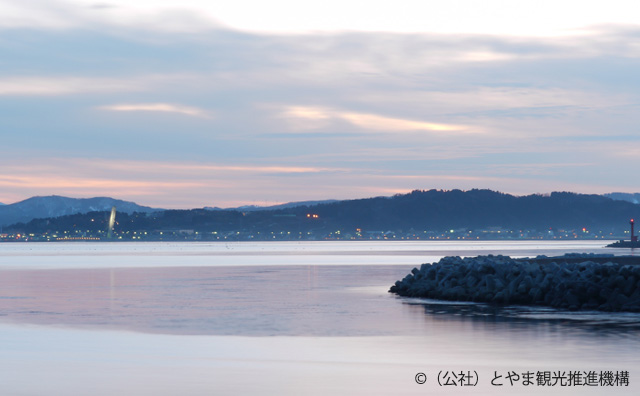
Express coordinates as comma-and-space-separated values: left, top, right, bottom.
1, 0, 639, 208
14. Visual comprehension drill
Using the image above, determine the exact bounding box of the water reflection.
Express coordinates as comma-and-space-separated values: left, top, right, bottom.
0, 265, 412, 336
403, 298, 640, 337
2, 242, 639, 396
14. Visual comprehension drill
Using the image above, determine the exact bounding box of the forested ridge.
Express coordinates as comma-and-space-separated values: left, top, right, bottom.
6, 189, 639, 235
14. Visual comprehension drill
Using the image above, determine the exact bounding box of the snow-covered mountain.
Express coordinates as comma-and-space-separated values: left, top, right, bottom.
0, 196, 160, 227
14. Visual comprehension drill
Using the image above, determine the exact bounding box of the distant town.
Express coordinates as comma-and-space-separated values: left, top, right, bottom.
0, 229, 631, 242
0, 222, 631, 242
1, 190, 639, 242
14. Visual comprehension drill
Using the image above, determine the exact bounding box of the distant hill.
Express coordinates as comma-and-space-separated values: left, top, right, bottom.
605, 193, 640, 204
204, 199, 339, 212
0, 196, 160, 228
6, 189, 640, 236
273, 189, 639, 232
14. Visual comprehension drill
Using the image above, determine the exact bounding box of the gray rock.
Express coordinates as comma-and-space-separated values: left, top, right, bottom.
389, 254, 640, 313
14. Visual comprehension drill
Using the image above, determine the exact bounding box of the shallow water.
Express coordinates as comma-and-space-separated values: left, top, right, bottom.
0, 241, 638, 395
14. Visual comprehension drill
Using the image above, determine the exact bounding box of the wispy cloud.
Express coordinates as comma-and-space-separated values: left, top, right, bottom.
0, 158, 346, 208
0, 155, 636, 208
0, 74, 203, 97
0, 174, 201, 190
340, 111, 465, 132
280, 106, 469, 133
0, 76, 142, 96
82, 159, 342, 175
5, 0, 640, 38
2, 6, 640, 207
99, 103, 212, 118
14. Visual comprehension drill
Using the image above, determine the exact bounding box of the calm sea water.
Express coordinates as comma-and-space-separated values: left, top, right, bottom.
0, 241, 638, 395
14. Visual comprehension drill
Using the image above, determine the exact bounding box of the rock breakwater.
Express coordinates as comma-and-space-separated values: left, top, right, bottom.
389, 254, 640, 312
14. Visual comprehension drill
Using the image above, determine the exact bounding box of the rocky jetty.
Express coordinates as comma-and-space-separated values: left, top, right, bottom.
389, 254, 640, 312
606, 240, 640, 248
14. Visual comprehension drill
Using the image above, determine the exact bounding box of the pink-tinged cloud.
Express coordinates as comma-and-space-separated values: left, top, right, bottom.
65, 159, 340, 176
280, 105, 469, 133
99, 103, 212, 118
0, 158, 346, 208
0, 157, 632, 209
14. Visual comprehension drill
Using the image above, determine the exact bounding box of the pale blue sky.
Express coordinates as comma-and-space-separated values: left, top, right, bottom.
1, 1, 639, 208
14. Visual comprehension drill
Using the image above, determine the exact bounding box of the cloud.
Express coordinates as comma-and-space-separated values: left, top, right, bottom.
83, 159, 341, 175
0, 76, 143, 96
0, 173, 201, 190
99, 103, 212, 118
2, 14, 640, 207
339, 111, 466, 132
0, 153, 637, 209
5, 0, 640, 37
280, 106, 469, 133
0, 0, 220, 33
0, 157, 346, 208
0, 74, 203, 96
0, 0, 76, 30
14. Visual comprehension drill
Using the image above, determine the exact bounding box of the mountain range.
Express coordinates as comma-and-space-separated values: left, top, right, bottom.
0, 196, 337, 228
4, 190, 640, 235
0, 196, 159, 228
